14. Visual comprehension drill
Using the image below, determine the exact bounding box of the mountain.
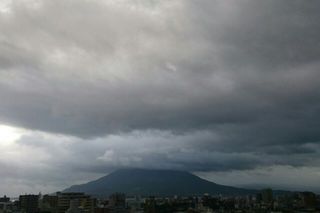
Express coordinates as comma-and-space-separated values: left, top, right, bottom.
63, 169, 257, 197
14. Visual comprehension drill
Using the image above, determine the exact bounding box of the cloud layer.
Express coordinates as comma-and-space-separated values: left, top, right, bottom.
0, 0, 320, 195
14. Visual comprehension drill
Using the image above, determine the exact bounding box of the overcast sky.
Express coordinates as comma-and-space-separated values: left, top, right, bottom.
0, 0, 320, 196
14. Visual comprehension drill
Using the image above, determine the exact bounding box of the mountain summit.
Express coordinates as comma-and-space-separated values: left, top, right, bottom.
63, 168, 256, 197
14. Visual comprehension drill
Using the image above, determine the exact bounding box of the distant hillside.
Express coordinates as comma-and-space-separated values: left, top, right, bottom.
63, 169, 257, 197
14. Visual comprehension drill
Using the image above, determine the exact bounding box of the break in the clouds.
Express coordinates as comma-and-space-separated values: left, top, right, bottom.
0, 0, 320, 195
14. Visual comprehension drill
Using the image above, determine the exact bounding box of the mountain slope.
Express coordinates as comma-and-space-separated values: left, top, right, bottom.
63, 169, 256, 197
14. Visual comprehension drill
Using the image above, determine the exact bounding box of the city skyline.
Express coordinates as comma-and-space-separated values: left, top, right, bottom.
0, 0, 320, 196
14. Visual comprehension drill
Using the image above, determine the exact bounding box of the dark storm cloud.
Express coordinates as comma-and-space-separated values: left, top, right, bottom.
0, 0, 320, 187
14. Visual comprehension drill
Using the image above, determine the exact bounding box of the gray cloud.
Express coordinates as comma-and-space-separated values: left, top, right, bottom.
0, 0, 320, 195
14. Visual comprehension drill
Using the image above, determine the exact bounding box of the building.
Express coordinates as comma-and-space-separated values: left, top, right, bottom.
0, 196, 9, 203
57, 192, 96, 213
0, 196, 12, 213
66, 199, 85, 213
109, 193, 125, 208
108, 193, 127, 213
261, 188, 273, 204
19, 194, 39, 213
41, 194, 58, 213
144, 197, 156, 213
126, 196, 142, 212
300, 192, 316, 210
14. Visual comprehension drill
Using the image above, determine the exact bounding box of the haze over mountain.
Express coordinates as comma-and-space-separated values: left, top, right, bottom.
63, 169, 256, 197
